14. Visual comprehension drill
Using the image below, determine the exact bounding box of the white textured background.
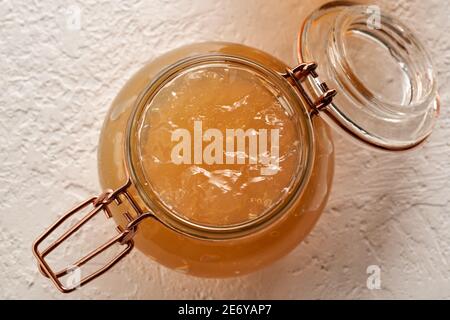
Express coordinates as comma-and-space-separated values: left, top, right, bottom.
1, 0, 449, 299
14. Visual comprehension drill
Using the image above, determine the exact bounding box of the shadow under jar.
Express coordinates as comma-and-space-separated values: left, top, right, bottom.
33, 2, 439, 293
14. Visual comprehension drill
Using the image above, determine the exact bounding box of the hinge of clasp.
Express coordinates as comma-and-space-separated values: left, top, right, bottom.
283, 62, 337, 117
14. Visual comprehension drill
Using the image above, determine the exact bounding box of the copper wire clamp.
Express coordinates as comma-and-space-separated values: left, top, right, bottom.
32, 179, 153, 293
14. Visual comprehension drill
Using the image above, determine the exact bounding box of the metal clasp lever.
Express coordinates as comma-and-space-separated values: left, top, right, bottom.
283, 62, 337, 117
32, 180, 151, 293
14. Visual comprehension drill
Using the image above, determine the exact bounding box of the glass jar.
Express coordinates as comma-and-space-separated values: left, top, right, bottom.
33, 2, 439, 293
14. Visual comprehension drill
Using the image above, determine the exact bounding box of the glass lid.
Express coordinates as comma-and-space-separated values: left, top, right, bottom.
126, 54, 314, 239
298, 1, 439, 150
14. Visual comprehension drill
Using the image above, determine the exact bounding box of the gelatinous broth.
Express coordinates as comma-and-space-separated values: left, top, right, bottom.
137, 64, 302, 226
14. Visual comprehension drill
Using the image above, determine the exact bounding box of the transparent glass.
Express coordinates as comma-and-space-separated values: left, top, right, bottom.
98, 42, 334, 277
299, 3, 439, 150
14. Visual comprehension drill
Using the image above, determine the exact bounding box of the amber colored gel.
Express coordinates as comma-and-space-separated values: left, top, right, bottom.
137, 64, 302, 226
98, 43, 334, 277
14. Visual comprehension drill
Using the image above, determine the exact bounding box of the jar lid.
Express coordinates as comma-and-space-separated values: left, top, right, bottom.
298, 2, 439, 150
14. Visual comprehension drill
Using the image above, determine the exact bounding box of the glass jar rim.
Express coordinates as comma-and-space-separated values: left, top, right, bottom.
125, 54, 315, 240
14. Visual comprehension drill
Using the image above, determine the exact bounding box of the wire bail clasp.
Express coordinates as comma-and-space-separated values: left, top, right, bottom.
32, 179, 151, 293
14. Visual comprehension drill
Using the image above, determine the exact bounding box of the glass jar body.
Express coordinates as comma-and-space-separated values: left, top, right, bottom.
97, 42, 335, 277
